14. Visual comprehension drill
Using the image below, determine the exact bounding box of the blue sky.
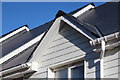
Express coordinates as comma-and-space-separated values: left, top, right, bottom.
2, 2, 105, 36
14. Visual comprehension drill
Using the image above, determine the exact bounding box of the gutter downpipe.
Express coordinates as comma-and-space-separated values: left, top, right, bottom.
100, 40, 105, 78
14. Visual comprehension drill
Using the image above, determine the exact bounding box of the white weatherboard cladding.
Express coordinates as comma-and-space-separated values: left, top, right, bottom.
15, 14, 96, 63
104, 47, 120, 78
30, 21, 100, 78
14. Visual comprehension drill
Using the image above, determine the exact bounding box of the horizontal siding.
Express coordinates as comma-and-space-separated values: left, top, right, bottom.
31, 24, 100, 78
104, 59, 119, 69
49, 33, 84, 49
45, 37, 89, 55
42, 42, 91, 62
86, 71, 100, 78
32, 52, 100, 76
104, 66, 119, 77
52, 27, 78, 42
104, 47, 120, 62
105, 74, 118, 78
38, 51, 86, 68
104, 46, 120, 78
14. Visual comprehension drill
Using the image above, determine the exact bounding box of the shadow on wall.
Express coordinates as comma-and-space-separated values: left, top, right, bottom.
59, 22, 101, 78
59, 22, 120, 78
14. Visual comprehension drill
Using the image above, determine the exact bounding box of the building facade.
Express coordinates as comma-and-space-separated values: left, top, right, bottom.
0, 1, 120, 79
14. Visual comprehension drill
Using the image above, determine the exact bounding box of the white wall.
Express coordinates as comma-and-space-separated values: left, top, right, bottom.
104, 46, 120, 78
30, 23, 101, 78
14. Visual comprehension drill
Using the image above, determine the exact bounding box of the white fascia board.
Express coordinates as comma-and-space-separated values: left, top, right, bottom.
60, 16, 95, 40
0, 26, 30, 42
72, 4, 95, 17
0, 32, 45, 64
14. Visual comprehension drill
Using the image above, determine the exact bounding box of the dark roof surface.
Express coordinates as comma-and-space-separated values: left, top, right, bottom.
2, 42, 39, 71
77, 2, 120, 36
1, 21, 53, 70
0, 25, 29, 38
1, 21, 53, 57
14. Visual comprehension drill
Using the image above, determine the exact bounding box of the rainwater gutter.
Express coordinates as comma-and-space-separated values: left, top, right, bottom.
0, 62, 38, 79
89, 32, 120, 78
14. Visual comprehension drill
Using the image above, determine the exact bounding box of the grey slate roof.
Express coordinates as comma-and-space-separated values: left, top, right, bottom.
77, 2, 120, 36
2, 42, 39, 70
1, 21, 53, 57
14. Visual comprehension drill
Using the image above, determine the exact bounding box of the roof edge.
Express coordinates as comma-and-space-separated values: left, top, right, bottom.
0, 25, 30, 42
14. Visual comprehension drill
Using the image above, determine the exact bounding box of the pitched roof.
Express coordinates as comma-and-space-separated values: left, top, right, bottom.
1, 2, 119, 71
0, 25, 29, 38
77, 2, 120, 36
1, 21, 53, 70
1, 21, 53, 57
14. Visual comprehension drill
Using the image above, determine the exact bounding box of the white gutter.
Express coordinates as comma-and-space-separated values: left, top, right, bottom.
89, 32, 120, 78
0, 32, 45, 64
0, 26, 30, 42
72, 4, 95, 17
94, 40, 120, 52
1, 62, 38, 79
90, 32, 120, 46
1, 63, 31, 76
3, 69, 35, 79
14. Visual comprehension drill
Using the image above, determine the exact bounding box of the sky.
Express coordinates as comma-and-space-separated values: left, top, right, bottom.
1, 2, 105, 36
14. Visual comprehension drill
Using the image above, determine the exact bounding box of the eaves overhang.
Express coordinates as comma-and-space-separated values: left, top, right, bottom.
61, 15, 97, 40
